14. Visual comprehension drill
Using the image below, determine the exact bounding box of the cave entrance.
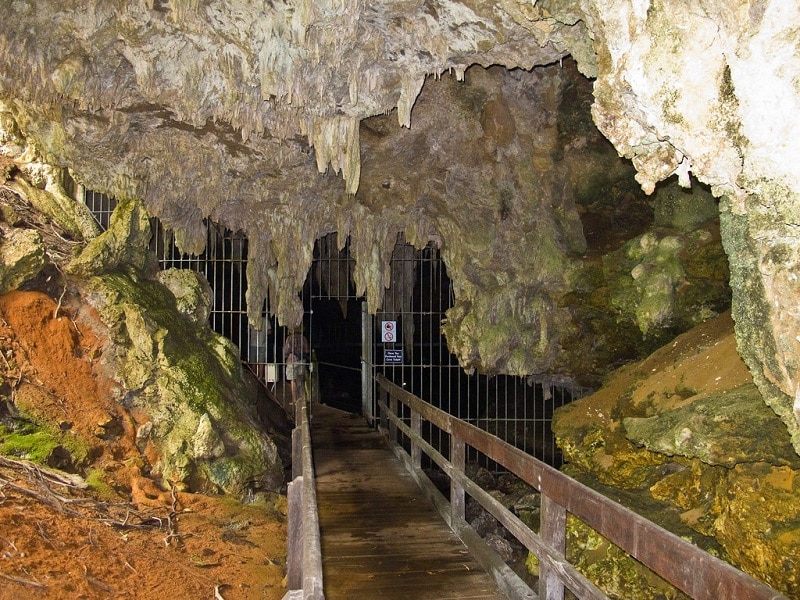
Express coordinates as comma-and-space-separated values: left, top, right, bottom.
305, 232, 591, 468
82, 192, 587, 467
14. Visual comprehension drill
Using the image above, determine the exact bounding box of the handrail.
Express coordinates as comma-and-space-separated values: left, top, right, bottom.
282, 387, 324, 600
374, 373, 788, 600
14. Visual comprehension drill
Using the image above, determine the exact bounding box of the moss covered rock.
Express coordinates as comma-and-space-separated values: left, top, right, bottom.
67, 196, 153, 277
0, 227, 45, 294
155, 268, 213, 325
83, 266, 283, 495
554, 313, 800, 597
624, 384, 800, 468
713, 463, 800, 595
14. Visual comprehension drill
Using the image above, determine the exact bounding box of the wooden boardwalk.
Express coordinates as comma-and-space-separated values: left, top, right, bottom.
312, 404, 505, 600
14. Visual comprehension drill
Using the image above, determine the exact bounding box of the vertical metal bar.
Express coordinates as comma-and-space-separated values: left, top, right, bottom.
362, 301, 374, 423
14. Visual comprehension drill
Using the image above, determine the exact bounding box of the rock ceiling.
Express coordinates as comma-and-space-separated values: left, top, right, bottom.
1, 0, 800, 451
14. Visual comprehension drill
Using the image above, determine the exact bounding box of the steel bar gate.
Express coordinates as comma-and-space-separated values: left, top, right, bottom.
84, 192, 585, 470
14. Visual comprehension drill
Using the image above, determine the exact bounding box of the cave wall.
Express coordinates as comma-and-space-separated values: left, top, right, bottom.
554, 0, 800, 454
1, 0, 799, 449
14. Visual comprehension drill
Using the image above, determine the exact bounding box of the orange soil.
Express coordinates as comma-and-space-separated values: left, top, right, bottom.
0, 290, 287, 599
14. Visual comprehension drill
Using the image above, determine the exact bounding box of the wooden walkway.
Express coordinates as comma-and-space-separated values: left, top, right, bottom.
312, 404, 505, 600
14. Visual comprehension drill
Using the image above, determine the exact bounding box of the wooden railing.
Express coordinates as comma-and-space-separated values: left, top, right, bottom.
374, 373, 788, 600
283, 384, 324, 600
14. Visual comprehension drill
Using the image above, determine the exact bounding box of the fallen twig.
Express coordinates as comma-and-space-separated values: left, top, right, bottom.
35, 520, 56, 549
162, 481, 182, 547
0, 475, 80, 516
0, 535, 17, 554
0, 570, 47, 589
0, 454, 87, 489
51, 263, 67, 320
0, 461, 169, 532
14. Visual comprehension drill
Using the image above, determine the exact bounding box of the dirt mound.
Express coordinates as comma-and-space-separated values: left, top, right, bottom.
0, 290, 287, 599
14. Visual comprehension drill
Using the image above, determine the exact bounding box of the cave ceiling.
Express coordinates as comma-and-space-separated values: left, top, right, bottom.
2, 0, 800, 450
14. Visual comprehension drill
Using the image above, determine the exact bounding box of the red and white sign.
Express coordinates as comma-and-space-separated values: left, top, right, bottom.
381, 320, 396, 343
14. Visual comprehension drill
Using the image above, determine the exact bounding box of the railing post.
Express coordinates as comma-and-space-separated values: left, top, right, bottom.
451, 435, 465, 523
285, 477, 304, 591
411, 410, 422, 470
539, 494, 567, 600
361, 301, 374, 424
389, 393, 398, 444
379, 386, 388, 432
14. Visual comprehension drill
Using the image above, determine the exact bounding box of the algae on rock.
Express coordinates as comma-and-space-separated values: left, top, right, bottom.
624, 383, 800, 468
553, 313, 800, 598
83, 267, 284, 495
67, 196, 154, 277
0, 227, 45, 294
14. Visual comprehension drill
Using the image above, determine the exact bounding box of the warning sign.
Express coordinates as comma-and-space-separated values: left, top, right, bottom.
384, 349, 404, 364
381, 320, 396, 343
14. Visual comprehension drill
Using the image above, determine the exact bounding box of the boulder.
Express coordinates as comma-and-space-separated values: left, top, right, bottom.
83, 267, 284, 495
0, 227, 45, 294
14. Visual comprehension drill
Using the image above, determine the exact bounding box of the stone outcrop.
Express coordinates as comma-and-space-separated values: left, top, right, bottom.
0, 226, 44, 294
553, 313, 800, 597
0, 2, 799, 593
0, 177, 286, 496
82, 264, 285, 494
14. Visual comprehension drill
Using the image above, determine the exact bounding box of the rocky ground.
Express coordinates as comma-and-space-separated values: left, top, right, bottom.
0, 290, 288, 600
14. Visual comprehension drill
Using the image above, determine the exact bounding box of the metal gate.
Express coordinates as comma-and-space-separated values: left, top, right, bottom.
84, 191, 587, 467
310, 231, 589, 467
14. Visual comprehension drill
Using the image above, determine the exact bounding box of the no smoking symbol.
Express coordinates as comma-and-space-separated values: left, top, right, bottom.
381, 320, 396, 343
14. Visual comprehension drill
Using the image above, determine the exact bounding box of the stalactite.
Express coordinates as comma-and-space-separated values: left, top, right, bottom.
397, 75, 425, 129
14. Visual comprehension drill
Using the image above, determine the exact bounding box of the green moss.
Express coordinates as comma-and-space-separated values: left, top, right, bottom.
0, 423, 61, 463
85, 468, 118, 500
719, 197, 800, 451
0, 420, 89, 469
92, 268, 233, 415
719, 64, 735, 102
525, 552, 540, 577
564, 476, 721, 600
660, 87, 685, 126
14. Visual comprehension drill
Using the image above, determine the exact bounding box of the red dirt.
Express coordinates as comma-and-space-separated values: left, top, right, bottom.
0, 290, 287, 600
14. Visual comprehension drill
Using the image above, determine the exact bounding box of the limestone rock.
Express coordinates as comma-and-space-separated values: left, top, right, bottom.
156, 268, 213, 325
83, 268, 283, 495
720, 197, 800, 456
67, 197, 153, 277
0, 0, 799, 463
554, 314, 800, 597
624, 384, 800, 468
713, 463, 800, 596
0, 227, 45, 294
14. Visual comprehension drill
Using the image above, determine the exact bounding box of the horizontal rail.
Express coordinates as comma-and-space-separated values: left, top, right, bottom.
315, 360, 362, 374
375, 373, 788, 600
283, 384, 324, 600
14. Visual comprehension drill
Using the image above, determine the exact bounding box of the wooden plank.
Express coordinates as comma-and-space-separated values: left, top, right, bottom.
311, 404, 506, 600
539, 494, 566, 600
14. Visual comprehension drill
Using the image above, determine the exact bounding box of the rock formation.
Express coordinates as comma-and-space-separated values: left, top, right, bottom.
553, 312, 800, 597
2, 2, 797, 450
1, 0, 800, 595
0, 180, 286, 498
